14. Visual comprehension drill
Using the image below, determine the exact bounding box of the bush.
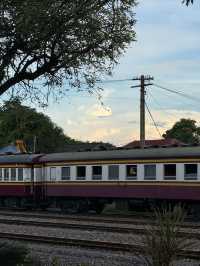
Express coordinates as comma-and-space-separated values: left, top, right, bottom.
0, 242, 29, 266
140, 205, 191, 266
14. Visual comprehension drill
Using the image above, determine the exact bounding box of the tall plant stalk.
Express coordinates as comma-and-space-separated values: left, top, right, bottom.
140, 205, 192, 266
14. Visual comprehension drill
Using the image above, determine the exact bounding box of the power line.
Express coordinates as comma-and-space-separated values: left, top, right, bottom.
96, 78, 133, 84
147, 90, 175, 119
153, 83, 200, 103
145, 101, 162, 138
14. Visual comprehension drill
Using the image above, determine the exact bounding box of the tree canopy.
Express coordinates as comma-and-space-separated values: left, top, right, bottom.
163, 118, 200, 144
0, 0, 136, 103
0, 98, 81, 153
183, 0, 193, 5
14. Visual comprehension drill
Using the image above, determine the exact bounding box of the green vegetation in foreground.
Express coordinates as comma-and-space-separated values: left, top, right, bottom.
0, 242, 89, 265
138, 205, 192, 266
0, 242, 31, 266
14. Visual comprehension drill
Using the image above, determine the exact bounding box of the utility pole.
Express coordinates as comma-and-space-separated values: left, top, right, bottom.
131, 75, 154, 148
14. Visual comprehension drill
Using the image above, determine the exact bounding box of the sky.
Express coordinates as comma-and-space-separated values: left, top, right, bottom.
32, 1, 200, 146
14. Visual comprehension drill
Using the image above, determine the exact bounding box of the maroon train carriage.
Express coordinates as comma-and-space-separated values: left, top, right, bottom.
39, 146, 200, 213
1, 146, 200, 213
0, 154, 42, 208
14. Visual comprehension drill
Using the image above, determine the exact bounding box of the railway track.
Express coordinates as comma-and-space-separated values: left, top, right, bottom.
0, 216, 199, 241
0, 231, 199, 260
0, 210, 199, 261
0, 210, 150, 224
0, 218, 142, 234
0, 209, 199, 230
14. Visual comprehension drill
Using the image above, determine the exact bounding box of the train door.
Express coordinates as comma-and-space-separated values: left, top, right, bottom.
24, 167, 33, 196
41, 165, 47, 204
33, 166, 47, 208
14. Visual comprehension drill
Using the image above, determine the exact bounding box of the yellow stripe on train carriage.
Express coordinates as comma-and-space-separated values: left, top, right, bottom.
44, 157, 200, 167
0, 182, 31, 186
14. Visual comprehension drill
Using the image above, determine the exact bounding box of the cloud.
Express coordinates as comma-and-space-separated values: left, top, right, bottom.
150, 121, 167, 128
86, 104, 112, 118
100, 87, 115, 99
77, 105, 86, 112
86, 127, 121, 141
37, 1, 200, 147
127, 120, 138, 124
114, 0, 200, 83
66, 119, 77, 126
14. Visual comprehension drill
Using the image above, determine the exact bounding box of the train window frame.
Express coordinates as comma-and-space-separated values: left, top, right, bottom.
108, 165, 119, 180
0, 168, 2, 181
92, 165, 102, 180
164, 164, 176, 180
61, 166, 70, 180
126, 165, 137, 180
50, 167, 57, 181
11, 168, 16, 181
184, 164, 197, 180
144, 164, 156, 180
76, 166, 86, 180
18, 168, 23, 181
3, 168, 9, 181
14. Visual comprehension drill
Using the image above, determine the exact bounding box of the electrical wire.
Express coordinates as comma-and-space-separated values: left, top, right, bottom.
147, 90, 175, 119
153, 83, 200, 103
96, 78, 133, 84
145, 101, 162, 138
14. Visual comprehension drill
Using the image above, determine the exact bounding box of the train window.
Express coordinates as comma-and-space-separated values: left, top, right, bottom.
18, 168, 23, 181
184, 164, 197, 180
11, 168, 16, 181
61, 167, 70, 180
164, 164, 176, 180
50, 167, 56, 181
144, 165, 156, 180
92, 166, 102, 180
4, 168, 9, 181
108, 165, 119, 180
126, 165, 137, 179
76, 166, 86, 180
0, 168, 2, 181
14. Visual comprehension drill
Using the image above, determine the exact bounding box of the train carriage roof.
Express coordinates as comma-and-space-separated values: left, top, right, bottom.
1, 146, 200, 165
0, 154, 42, 164
39, 146, 200, 163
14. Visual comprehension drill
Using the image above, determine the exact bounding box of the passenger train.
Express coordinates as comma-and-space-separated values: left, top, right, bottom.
1, 146, 200, 213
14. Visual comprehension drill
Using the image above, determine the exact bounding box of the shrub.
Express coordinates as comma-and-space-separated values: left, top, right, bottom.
0, 242, 29, 266
140, 205, 192, 266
